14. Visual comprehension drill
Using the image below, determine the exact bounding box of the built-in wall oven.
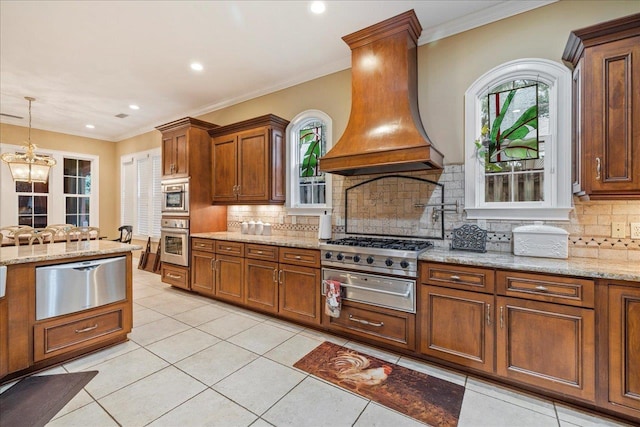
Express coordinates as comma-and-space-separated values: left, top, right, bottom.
161, 177, 189, 215
160, 217, 189, 266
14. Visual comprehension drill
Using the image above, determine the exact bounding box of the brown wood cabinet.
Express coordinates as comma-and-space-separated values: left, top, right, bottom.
563, 14, 640, 199
157, 117, 217, 179
244, 244, 279, 314
210, 114, 289, 204
213, 241, 245, 304
419, 285, 494, 373
0, 295, 8, 378
607, 283, 640, 414
161, 263, 190, 290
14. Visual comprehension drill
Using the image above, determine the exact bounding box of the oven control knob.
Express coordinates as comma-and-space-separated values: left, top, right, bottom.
366, 256, 374, 264
385, 258, 394, 267
324, 252, 332, 259
353, 255, 361, 263
400, 260, 410, 269
337, 253, 344, 261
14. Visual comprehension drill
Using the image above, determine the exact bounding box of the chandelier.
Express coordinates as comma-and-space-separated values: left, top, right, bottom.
1, 97, 56, 183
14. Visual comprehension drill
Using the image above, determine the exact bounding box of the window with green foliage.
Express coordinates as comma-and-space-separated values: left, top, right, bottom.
286, 110, 333, 215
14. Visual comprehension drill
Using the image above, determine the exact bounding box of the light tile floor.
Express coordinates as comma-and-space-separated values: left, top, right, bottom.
1, 266, 634, 427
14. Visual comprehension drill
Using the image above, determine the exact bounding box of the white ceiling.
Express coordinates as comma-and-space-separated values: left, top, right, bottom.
0, 1, 553, 142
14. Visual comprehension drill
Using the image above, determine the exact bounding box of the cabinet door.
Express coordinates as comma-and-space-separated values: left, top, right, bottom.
496, 296, 595, 401
212, 134, 238, 203
162, 130, 189, 178
161, 264, 190, 290
162, 132, 175, 177
419, 285, 494, 373
278, 264, 320, 325
584, 36, 640, 197
215, 254, 244, 304
237, 127, 270, 202
191, 250, 215, 296
245, 259, 278, 314
608, 285, 640, 412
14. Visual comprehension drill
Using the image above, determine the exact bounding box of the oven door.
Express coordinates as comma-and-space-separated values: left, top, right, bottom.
160, 228, 189, 266
322, 268, 415, 313
161, 181, 189, 215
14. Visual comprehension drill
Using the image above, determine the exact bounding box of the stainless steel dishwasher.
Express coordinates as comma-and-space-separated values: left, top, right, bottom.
36, 256, 126, 320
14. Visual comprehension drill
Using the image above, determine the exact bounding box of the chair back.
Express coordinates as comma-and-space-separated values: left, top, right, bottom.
116, 225, 133, 244
11, 228, 52, 246
66, 226, 100, 242
1, 225, 34, 240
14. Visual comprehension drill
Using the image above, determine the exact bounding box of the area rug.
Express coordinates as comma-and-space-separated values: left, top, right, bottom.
294, 342, 464, 426
0, 371, 98, 427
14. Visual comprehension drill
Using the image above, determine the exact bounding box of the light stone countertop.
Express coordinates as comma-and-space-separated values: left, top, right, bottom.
191, 232, 639, 283
0, 240, 142, 266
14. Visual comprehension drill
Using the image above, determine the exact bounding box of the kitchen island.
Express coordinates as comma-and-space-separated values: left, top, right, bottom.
0, 240, 141, 383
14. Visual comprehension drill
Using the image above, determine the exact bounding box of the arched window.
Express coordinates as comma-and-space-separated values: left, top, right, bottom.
464, 58, 573, 220
285, 110, 333, 215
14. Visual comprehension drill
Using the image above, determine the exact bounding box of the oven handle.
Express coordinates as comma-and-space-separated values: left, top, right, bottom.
323, 281, 411, 298
160, 228, 189, 235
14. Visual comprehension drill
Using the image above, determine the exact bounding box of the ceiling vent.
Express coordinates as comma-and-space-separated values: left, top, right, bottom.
115, 113, 129, 119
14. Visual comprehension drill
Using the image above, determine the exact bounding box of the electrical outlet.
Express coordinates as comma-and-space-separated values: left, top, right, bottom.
611, 222, 626, 239
631, 223, 640, 239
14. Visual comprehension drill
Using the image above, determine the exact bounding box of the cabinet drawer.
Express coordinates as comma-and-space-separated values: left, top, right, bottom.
216, 241, 245, 257
497, 271, 594, 308
246, 244, 279, 261
279, 247, 320, 268
421, 262, 495, 294
322, 300, 415, 351
161, 264, 190, 290
34, 307, 125, 361
192, 238, 215, 253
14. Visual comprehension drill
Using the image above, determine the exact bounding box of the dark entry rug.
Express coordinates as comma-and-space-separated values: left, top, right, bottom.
294, 342, 464, 426
0, 371, 98, 427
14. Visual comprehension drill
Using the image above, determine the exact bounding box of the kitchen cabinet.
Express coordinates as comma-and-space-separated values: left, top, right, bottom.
161, 263, 190, 290
244, 244, 279, 314
191, 238, 216, 296
278, 247, 321, 325
214, 241, 245, 304
563, 14, 640, 199
607, 283, 640, 414
157, 117, 217, 179
0, 294, 7, 378
210, 114, 289, 204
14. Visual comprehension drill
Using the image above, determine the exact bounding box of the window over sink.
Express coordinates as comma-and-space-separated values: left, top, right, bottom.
285, 109, 333, 215
464, 58, 573, 221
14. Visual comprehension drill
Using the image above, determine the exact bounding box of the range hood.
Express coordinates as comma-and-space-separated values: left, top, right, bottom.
319, 10, 443, 176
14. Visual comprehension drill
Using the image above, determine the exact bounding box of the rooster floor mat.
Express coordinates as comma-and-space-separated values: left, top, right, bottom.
294, 341, 464, 426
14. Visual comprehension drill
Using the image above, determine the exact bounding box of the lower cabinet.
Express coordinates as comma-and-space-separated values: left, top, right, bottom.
245, 257, 279, 314
607, 284, 640, 413
161, 263, 190, 290
215, 254, 245, 304
496, 296, 595, 401
278, 262, 320, 325
191, 250, 215, 296
419, 285, 494, 373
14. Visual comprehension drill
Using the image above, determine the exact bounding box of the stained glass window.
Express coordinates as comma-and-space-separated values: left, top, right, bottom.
298, 121, 326, 204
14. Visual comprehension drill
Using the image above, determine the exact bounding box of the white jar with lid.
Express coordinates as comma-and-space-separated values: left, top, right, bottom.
248, 220, 256, 235
241, 222, 249, 234
263, 223, 272, 236
255, 220, 264, 235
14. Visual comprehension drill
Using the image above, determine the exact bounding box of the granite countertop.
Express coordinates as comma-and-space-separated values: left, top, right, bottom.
0, 240, 142, 266
191, 232, 639, 282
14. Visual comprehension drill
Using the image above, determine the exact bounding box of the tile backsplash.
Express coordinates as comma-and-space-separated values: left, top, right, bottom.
227, 164, 640, 261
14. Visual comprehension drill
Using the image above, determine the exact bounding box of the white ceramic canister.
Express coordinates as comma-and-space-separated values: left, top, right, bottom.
248, 220, 256, 235
241, 221, 249, 234
255, 220, 264, 235
263, 223, 272, 236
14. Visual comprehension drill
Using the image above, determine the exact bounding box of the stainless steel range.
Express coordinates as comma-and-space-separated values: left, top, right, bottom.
320, 237, 433, 314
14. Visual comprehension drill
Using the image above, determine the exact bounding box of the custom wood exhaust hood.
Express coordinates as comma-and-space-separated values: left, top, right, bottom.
319, 10, 444, 176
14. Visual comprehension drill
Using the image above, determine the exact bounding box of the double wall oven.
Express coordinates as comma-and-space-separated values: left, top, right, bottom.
160, 176, 190, 268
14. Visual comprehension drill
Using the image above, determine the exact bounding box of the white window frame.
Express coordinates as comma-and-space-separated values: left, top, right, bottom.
285, 109, 333, 216
120, 148, 162, 241
464, 58, 573, 221
0, 143, 99, 226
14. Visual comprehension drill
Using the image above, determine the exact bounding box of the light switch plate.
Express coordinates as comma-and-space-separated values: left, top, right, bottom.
631, 223, 640, 239
612, 222, 626, 239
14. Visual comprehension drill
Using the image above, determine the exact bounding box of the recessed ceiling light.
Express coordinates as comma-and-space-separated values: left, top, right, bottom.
190, 62, 204, 71
129, 104, 140, 110
309, 1, 326, 14
86, 124, 95, 129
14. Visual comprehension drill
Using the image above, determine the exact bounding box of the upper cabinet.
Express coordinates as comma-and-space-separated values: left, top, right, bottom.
563, 14, 640, 199
156, 117, 218, 179
209, 114, 289, 204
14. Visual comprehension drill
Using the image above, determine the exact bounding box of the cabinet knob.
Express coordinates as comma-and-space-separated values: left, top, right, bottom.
535, 285, 549, 292
450, 275, 461, 281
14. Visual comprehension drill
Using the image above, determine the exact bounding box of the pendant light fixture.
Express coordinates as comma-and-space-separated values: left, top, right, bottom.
1, 97, 56, 183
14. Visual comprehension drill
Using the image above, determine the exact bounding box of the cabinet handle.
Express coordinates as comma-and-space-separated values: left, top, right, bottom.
278, 269, 283, 284
75, 324, 98, 334
295, 255, 302, 260
273, 268, 278, 283
535, 285, 548, 292
349, 315, 384, 327
450, 275, 461, 281
500, 306, 504, 329
596, 157, 601, 180
257, 251, 263, 255
166, 273, 181, 279
211, 258, 216, 271
486, 303, 491, 326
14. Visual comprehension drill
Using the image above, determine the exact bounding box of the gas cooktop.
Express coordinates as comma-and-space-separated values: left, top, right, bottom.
324, 237, 433, 251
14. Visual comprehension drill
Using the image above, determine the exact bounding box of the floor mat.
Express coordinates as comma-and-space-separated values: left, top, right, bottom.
0, 371, 98, 427
294, 342, 464, 426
